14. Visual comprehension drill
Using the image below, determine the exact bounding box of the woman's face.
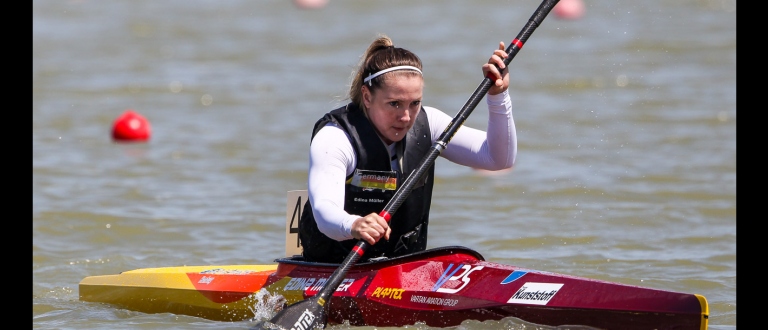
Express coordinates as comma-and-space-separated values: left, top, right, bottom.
362, 75, 423, 145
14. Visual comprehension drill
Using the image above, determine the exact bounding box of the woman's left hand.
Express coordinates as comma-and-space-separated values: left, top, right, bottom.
482, 41, 509, 95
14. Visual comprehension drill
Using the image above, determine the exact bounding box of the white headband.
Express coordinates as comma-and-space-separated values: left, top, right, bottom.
363, 65, 423, 86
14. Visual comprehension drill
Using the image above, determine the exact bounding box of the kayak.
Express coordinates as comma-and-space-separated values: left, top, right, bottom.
79, 245, 709, 330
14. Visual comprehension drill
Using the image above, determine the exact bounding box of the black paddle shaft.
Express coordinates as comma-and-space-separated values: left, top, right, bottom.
256, 0, 560, 329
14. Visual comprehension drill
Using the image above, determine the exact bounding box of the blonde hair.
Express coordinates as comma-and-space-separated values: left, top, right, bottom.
348, 34, 423, 109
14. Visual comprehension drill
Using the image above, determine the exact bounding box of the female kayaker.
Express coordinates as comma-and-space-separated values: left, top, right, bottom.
299, 34, 515, 263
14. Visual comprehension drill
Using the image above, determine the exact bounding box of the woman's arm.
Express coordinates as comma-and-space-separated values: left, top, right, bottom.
306, 124, 359, 241
426, 90, 517, 170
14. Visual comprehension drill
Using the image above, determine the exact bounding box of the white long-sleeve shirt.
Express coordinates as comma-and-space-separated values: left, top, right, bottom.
307, 90, 516, 241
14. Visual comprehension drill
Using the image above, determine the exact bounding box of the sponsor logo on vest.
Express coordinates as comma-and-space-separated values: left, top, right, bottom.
360, 174, 392, 182
351, 170, 398, 190
506, 282, 563, 305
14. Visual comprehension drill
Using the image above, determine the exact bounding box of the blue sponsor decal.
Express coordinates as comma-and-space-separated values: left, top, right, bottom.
432, 263, 465, 292
500, 270, 528, 284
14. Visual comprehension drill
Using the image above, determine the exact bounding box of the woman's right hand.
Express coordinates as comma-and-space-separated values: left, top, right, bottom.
351, 213, 391, 245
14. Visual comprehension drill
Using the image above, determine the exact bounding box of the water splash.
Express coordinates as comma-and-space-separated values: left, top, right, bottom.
248, 288, 287, 322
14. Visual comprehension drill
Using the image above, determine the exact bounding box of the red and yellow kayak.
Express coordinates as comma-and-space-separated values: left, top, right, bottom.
80, 246, 708, 329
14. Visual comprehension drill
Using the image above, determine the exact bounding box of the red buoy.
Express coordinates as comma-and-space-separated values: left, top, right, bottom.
112, 110, 151, 142
293, 0, 328, 9
554, 0, 585, 20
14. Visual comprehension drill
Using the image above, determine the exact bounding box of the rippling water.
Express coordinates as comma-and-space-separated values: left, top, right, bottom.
33, 0, 736, 329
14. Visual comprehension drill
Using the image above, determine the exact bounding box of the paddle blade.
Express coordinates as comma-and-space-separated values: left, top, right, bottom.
251, 297, 328, 330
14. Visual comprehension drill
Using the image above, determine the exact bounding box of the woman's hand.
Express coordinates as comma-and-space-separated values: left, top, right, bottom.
351, 212, 391, 245
482, 41, 509, 95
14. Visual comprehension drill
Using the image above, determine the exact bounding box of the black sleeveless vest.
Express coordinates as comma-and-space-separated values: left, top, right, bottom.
299, 103, 435, 263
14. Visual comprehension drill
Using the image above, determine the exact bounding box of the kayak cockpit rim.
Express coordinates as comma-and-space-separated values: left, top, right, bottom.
274, 245, 485, 267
